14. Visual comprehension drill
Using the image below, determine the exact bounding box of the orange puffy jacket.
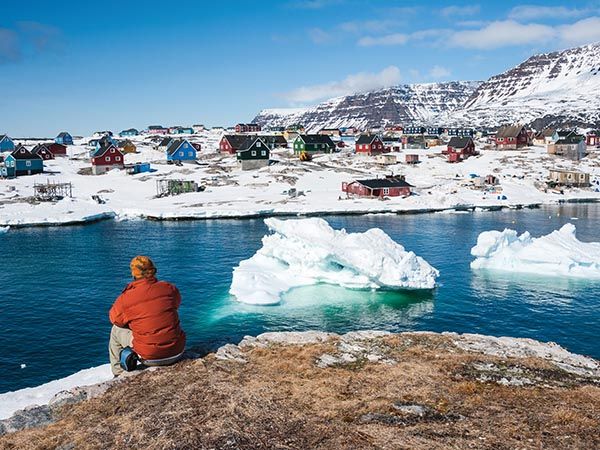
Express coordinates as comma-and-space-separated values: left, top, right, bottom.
109, 277, 186, 360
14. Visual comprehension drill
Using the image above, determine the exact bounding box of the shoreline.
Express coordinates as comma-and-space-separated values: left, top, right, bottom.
3, 197, 599, 229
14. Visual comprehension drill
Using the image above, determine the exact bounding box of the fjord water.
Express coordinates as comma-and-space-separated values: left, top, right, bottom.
1, 204, 599, 393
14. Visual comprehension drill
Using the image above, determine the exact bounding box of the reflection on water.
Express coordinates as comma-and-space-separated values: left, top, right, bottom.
211, 284, 435, 334
470, 270, 597, 307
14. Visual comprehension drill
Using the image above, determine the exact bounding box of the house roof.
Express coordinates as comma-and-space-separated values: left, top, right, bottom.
57, 132, 71, 138
356, 134, 380, 145
447, 136, 473, 149
148, 125, 165, 130
159, 137, 173, 147
260, 135, 287, 145
121, 128, 138, 133
166, 139, 194, 155
354, 177, 413, 189
92, 143, 121, 158
297, 134, 335, 146
536, 128, 556, 138
10, 146, 42, 160
496, 125, 524, 138
31, 143, 50, 154
238, 137, 267, 152
0, 134, 11, 142
557, 130, 576, 138
223, 134, 254, 150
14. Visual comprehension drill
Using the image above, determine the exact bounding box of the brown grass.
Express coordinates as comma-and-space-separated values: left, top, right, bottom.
1, 334, 598, 450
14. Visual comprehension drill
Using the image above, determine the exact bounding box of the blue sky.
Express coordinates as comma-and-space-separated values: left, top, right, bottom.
2, 0, 600, 136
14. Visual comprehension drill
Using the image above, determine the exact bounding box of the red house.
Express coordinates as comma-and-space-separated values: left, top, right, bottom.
92, 144, 125, 175
220, 135, 252, 154
586, 131, 600, 147
342, 176, 413, 198
47, 143, 67, 156
355, 134, 385, 155
235, 123, 261, 133
446, 136, 476, 162
31, 143, 55, 161
405, 154, 419, 164
495, 125, 530, 149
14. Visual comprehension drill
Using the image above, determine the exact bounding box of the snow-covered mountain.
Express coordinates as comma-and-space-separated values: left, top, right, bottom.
253, 82, 481, 132
444, 42, 600, 128
255, 42, 600, 130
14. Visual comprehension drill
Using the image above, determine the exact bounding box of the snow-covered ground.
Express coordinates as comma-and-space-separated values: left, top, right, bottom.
0, 364, 112, 420
471, 223, 600, 278
1, 130, 600, 227
230, 217, 438, 304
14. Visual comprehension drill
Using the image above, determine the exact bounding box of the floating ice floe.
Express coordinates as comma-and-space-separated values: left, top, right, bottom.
0, 226, 9, 233
470, 223, 600, 278
229, 218, 439, 305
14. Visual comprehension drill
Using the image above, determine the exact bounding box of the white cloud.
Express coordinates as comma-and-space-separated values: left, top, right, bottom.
508, 5, 590, 21
440, 4, 480, 17
339, 19, 402, 34
558, 17, 600, 46
282, 66, 402, 103
358, 33, 409, 47
429, 65, 452, 79
448, 20, 555, 49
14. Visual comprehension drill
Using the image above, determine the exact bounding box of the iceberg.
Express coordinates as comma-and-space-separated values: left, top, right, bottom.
230, 218, 439, 305
0, 226, 9, 233
470, 223, 600, 278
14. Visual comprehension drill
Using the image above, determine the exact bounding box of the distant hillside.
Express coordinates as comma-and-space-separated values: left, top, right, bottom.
255, 42, 600, 130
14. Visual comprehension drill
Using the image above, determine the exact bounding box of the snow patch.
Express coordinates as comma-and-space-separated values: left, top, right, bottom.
470, 224, 600, 278
0, 364, 112, 420
229, 218, 439, 305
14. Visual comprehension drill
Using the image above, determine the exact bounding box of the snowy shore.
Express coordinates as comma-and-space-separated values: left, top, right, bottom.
1, 132, 600, 228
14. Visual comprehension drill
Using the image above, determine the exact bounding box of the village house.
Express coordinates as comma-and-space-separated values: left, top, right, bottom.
423, 135, 441, 147
342, 176, 413, 198
166, 139, 197, 162
547, 134, 586, 161
0, 135, 15, 152
533, 128, 558, 146
495, 124, 530, 149
318, 128, 341, 137
192, 124, 205, 133
147, 125, 168, 135
95, 135, 118, 152
376, 153, 397, 165
405, 154, 419, 164
157, 137, 174, 153
355, 134, 385, 155
119, 128, 139, 137
4, 146, 44, 177
91, 144, 125, 175
236, 137, 269, 170
548, 169, 590, 187
55, 132, 73, 145
47, 143, 67, 157
220, 135, 252, 154
235, 123, 261, 133
445, 136, 476, 162
586, 130, 600, 147
384, 125, 403, 133
118, 140, 137, 154
31, 143, 55, 161
170, 126, 194, 135
283, 124, 305, 141
444, 128, 474, 137
93, 130, 113, 138
404, 135, 428, 149
260, 135, 288, 150
293, 134, 335, 154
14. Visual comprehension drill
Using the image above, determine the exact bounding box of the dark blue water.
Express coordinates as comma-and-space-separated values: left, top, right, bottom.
1, 204, 599, 393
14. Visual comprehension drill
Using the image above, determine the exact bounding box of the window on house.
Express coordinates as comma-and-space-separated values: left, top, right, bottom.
257, 142, 261, 147
251, 151, 256, 156
116, 156, 121, 161
383, 188, 389, 195
105, 157, 110, 161
261, 150, 266, 156
189, 152, 193, 157
179, 151, 184, 156
26, 161, 31, 167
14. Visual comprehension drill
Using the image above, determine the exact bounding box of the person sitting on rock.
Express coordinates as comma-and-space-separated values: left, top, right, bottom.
108, 256, 186, 376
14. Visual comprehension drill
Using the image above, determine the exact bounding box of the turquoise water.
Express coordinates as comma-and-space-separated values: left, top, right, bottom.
1, 204, 599, 393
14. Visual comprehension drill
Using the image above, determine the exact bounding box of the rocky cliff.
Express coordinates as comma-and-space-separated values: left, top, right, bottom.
1, 330, 599, 449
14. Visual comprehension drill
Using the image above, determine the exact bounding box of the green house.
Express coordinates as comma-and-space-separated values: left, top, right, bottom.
237, 137, 269, 170
293, 134, 335, 154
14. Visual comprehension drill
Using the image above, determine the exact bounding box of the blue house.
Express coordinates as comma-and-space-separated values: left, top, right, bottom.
55, 132, 73, 145
0, 135, 15, 152
166, 139, 197, 162
4, 146, 44, 177
95, 135, 117, 152
119, 128, 139, 137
